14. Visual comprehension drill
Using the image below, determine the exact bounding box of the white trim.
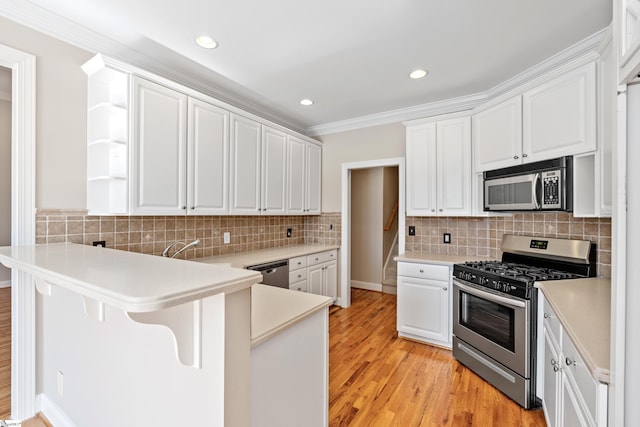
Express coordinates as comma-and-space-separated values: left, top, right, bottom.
307, 29, 607, 137
0, 280, 10, 288
340, 157, 405, 308
37, 394, 77, 427
350, 280, 382, 292
0, 43, 36, 421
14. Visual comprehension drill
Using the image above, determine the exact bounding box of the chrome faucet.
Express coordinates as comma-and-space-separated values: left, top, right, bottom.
161, 239, 200, 258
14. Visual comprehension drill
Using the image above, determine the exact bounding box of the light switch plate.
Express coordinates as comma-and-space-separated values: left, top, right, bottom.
443, 233, 451, 244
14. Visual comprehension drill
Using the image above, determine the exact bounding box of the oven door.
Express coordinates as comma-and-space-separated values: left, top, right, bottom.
453, 279, 530, 377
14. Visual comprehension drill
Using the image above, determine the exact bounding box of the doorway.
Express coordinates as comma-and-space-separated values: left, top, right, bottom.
339, 158, 405, 308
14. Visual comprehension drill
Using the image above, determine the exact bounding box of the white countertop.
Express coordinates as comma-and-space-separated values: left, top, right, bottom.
394, 251, 495, 266
195, 244, 340, 268
0, 243, 262, 313
251, 284, 333, 347
538, 278, 611, 383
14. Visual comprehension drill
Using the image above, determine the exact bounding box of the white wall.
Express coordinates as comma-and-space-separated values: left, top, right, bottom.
0, 16, 92, 210
350, 168, 383, 285
318, 123, 405, 212
0, 93, 10, 283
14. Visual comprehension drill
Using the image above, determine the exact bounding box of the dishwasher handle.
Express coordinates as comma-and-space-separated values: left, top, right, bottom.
247, 260, 288, 272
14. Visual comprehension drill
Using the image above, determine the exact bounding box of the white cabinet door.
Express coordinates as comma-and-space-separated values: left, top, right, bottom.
406, 123, 437, 216
543, 329, 560, 427
229, 114, 262, 215
473, 95, 523, 171
523, 63, 597, 162
562, 374, 591, 427
397, 275, 449, 345
287, 136, 306, 215
306, 142, 322, 215
308, 264, 324, 295
437, 117, 471, 215
261, 126, 287, 215
324, 261, 337, 299
187, 97, 229, 215
130, 76, 187, 215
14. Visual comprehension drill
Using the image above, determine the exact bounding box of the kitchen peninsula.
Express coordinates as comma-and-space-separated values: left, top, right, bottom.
0, 243, 332, 427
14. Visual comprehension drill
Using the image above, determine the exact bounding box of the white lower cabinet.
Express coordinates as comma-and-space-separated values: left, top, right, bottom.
289, 250, 337, 299
397, 262, 452, 348
541, 296, 607, 427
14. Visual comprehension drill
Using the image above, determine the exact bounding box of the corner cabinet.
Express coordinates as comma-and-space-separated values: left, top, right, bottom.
397, 261, 452, 348
83, 54, 321, 216
405, 116, 471, 216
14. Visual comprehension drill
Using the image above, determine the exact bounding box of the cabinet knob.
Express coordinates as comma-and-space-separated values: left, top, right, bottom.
443, 287, 447, 291
523, 153, 528, 158
439, 209, 443, 212
513, 155, 519, 160
190, 206, 195, 210
181, 206, 186, 210
431, 209, 435, 212
565, 357, 576, 367
419, 269, 424, 273
543, 313, 550, 319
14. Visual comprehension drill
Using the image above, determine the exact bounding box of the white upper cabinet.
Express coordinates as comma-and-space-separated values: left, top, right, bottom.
229, 114, 262, 215
305, 142, 322, 215
437, 118, 472, 215
522, 63, 597, 162
187, 97, 229, 215
406, 116, 471, 216
261, 126, 288, 215
287, 136, 306, 215
472, 95, 523, 171
619, 0, 640, 83
130, 76, 188, 215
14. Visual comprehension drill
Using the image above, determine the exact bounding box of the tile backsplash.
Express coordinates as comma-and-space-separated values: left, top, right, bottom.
36, 210, 610, 277
36, 210, 341, 259
405, 213, 611, 277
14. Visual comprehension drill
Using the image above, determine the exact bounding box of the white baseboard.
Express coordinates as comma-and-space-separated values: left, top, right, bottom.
0, 280, 11, 288
350, 280, 382, 292
36, 394, 77, 427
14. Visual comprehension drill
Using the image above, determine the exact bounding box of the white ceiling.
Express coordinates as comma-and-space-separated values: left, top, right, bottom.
1, 0, 611, 134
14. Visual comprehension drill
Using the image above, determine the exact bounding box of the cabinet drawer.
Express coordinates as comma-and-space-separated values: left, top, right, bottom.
289, 280, 308, 293
562, 328, 598, 422
542, 301, 562, 347
307, 250, 337, 266
289, 269, 308, 284
397, 262, 451, 281
289, 255, 307, 270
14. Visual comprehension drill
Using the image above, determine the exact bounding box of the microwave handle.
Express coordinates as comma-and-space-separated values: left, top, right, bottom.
533, 173, 542, 209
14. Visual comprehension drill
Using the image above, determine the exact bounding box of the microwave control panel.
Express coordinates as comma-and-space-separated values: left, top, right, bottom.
541, 170, 562, 208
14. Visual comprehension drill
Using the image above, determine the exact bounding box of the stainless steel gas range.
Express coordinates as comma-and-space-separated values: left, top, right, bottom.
452, 234, 596, 408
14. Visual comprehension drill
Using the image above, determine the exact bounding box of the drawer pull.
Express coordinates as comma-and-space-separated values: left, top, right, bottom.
551, 358, 561, 372
419, 269, 424, 273
443, 287, 447, 291
565, 357, 576, 367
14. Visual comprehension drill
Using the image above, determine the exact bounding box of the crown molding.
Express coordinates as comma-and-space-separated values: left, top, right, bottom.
0, 0, 308, 134
306, 27, 607, 137
306, 92, 487, 137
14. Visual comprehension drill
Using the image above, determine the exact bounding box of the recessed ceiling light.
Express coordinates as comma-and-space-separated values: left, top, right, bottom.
195, 35, 218, 49
409, 69, 428, 79
300, 99, 314, 106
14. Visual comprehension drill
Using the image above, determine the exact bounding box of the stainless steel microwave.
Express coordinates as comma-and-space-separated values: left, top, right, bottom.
483, 156, 573, 211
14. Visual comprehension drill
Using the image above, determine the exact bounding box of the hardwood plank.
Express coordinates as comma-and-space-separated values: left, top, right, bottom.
329, 288, 546, 426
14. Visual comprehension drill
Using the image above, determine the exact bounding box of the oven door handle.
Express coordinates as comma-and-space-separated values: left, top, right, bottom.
454, 280, 526, 309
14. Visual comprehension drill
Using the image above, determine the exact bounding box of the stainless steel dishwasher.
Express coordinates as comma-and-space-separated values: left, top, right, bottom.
247, 260, 289, 289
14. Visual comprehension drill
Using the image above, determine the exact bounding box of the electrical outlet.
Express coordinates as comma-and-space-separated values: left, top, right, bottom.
93, 240, 106, 247
443, 233, 451, 244
408, 226, 416, 236
223, 232, 230, 244
286, 228, 292, 238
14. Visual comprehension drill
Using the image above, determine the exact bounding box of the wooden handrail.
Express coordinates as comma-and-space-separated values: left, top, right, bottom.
383, 201, 399, 232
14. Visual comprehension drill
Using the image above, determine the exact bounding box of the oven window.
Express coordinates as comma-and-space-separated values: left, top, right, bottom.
460, 291, 515, 352
488, 182, 532, 205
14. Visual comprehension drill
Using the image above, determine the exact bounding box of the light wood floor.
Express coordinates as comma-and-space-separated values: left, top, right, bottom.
329, 288, 547, 426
